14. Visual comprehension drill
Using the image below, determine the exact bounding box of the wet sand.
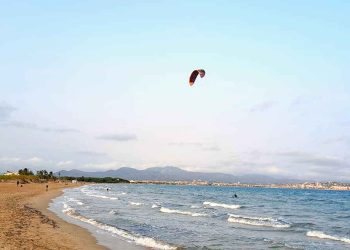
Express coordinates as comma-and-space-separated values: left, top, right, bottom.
0, 182, 106, 250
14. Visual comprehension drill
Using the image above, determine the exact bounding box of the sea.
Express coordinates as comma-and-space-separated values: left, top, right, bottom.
49, 184, 350, 249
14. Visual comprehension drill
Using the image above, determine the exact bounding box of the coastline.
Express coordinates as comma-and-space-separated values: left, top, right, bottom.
0, 182, 106, 249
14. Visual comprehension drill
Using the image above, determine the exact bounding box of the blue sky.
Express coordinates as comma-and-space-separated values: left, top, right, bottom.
1, 1, 349, 181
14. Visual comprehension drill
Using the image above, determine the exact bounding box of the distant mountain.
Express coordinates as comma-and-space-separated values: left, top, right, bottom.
58, 166, 299, 184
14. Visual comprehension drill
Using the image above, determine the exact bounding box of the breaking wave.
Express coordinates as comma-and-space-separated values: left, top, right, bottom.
160, 207, 206, 217
62, 203, 176, 249
129, 202, 143, 206
227, 214, 290, 228
190, 205, 200, 208
87, 194, 118, 200
203, 201, 241, 209
68, 198, 84, 205
81, 189, 118, 200
109, 210, 117, 215
306, 231, 350, 244
152, 204, 160, 208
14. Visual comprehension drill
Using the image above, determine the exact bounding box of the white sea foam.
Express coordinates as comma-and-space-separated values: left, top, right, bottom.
109, 210, 117, 214
227, 214, 290, 228
129, 202, 143, 206
190, 205, 200, 208
89, 194, 118, 200
203, 201, 241, 209
160, 207, 206, 217
152, 204, 159, 208
62, 204, 176, 249
68, 198, 84, 205
306, 231, 350, 244
83, 191, 117, 200
81, 188, 118, 200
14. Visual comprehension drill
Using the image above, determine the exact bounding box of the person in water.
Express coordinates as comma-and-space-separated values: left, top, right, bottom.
233, 193, 238, 198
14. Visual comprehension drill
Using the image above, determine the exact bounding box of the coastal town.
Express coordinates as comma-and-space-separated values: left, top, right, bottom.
2, 170, 350, 191
130, 180, 350, 191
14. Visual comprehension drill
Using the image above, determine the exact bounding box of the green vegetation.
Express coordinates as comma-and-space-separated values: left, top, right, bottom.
18, 168, 34, 175
62, 176, 130, 183
0, 174, 38, 182
36, 170, 55, 180
1, 168, 129, 183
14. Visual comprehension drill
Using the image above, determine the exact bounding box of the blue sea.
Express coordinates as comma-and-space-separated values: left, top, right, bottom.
49, 184, 350, 249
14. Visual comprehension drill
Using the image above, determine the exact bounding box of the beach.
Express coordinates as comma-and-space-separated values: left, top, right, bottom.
0, 182, 106, 250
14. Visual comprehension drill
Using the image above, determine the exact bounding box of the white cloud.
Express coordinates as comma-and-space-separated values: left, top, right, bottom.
0, 103, 16, 121
57, 160, 73, 167
0, 156, 72, 172
97, 133, 137, 141
1, 120, 79, 133
250, 101, 276, 112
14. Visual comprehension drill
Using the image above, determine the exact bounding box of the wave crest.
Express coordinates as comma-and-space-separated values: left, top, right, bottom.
307, 231, 350, 244
129, 202, 143, 206
160, 207, 206, 217
228, 214, 290, 228
81, 189, 118, 200
62, 204, 176, 249
203, 201, 241, 209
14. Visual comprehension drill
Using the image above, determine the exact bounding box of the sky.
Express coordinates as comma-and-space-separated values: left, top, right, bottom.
0, 1, 349, 181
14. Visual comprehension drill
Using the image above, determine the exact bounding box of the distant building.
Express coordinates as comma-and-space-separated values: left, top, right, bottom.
3, 171, 19, 176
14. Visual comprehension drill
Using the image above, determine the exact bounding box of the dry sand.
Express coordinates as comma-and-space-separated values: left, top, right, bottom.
0, 182, 106, 250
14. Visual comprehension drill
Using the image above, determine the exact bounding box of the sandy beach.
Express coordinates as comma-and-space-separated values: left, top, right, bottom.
0, 182, 106, 250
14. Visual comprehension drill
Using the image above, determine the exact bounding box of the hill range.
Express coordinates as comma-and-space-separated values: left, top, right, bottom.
58, 166, 300, 184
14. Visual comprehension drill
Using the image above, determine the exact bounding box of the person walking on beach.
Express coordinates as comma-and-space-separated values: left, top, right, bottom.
17, 180, 19, 187
46, 184, 48, 191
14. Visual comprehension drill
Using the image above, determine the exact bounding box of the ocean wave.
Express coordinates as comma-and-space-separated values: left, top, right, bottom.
88, 194, 118, 200
109, 210, 117, 215
190, 205, 200, 208
129, 202, 143, 206
62, 204, 176, 249
203, 201, 241, 209
68, 198, 84, 205
160, 207, 206, 217
81, 190, 118, 200
152, 204, 160, 208
228, 214, 290, 228
81, 188, 118, 200
306, 231, 350, 244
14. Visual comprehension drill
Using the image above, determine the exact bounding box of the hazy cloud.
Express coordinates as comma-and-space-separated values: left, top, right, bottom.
1, 121, 79, 133
169, 142, 203, 147
57, 160, 73, 167
0, 156, 44, 164
0, 156, 74, 172
0, 103, 16, 121
219, 150, 350, 181
97, 133, 137, 141
0, 104, 78, 133
250, 101, 276, 112
203, 146, 221, 151
76, 151, 108, 157
274, 151, 350, 168
323, 136, 350, 145
169, 142, 220, 151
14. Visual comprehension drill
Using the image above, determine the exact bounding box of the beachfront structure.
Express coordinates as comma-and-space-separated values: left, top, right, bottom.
3, 171, 19, 176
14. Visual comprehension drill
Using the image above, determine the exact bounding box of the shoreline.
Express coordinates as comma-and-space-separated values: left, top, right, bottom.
0, 182, 106, 249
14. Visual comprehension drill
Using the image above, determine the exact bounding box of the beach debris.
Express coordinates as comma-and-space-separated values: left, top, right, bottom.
24, 205, 58, 228
189, 69, 205, 86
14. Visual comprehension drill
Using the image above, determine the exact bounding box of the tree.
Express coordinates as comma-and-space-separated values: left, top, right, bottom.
18, 168, 34, 175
